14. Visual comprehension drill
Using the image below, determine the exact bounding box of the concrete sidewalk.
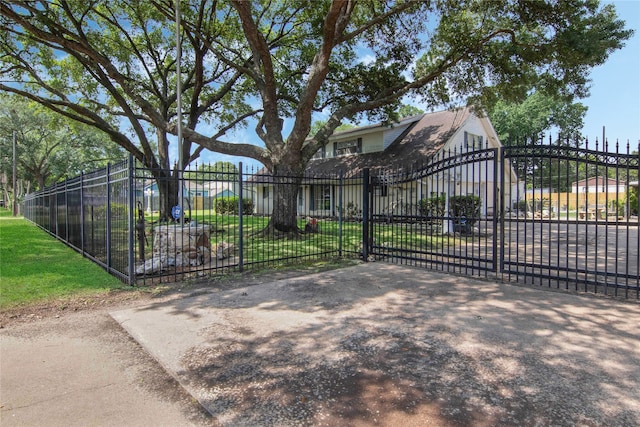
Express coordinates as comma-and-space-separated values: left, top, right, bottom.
0, 309, 211, 426
111, 263, 640, 426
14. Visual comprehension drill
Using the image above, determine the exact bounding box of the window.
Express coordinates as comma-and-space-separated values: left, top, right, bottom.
311, 145, 326, 160
375, 185, 388, 197
311, 184, 331, 210
333, 138, 362, 156
464, 131, 483, 150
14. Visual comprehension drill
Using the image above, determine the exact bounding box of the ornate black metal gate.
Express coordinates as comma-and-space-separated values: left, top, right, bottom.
366, 143, 639, 298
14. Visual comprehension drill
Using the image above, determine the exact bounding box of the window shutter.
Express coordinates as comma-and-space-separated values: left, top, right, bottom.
310, 186, 315, 210
479, 136, 483, 149
333, 142, 337, 157
357, 138, 362, 153
464, 131, 468, 148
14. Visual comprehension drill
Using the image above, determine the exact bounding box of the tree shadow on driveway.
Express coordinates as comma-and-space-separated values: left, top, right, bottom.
112, 263, 640, 426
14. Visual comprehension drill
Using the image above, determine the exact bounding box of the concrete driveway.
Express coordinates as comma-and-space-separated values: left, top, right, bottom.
111, 263, 640, 426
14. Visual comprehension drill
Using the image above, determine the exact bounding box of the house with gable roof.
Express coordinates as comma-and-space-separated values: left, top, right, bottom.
571, 177, 626, 194
251, 107, 518, 224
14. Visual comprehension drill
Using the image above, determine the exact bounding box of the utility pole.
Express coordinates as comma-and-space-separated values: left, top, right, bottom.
12, 130, 17, 216
175, 0, 184, 224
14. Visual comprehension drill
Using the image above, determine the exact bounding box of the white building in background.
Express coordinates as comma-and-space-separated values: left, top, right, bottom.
249, 107, 519, 224
571, 177, 626, 194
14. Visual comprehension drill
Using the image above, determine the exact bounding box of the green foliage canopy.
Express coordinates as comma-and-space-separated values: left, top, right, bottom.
0, 0, 632, 229
488, 92, 588, 144
0, 96, 122, 191
183, 161, 238, 181
0, 1, 632, 172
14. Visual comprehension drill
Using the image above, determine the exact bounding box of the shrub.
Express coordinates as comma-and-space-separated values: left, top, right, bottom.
110, 203, 128, 219
612, 199, 625, 217
449, 195, 481, 226
342, 202, 362, 220
630, 186, 639, 216
418, 196, 445, 218
214, 197, 254, 215
515, 200, 528, 213
87, 203, 127, 220
242, 198, 255, 215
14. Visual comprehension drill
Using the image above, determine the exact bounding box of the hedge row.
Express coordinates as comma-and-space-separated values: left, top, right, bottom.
214, 197, 255, 215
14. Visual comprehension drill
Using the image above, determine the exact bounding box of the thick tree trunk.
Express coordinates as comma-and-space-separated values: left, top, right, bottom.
258, 160, 306, 238
270, 174, 303, 232
154, 171, 179, 221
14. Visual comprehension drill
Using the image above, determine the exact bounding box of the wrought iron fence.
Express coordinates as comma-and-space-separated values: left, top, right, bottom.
24, 157, 364, 285
129, 162, 363, 285
22, 141, 639, 299
366, 140, 639, 299
23, 159, 133, 282
500, 141, 639, 298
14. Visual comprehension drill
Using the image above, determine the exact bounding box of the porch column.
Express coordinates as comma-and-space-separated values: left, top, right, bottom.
443, 173, 453, 234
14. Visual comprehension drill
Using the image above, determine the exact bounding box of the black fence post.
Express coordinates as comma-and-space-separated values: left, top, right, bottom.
238, 162, 244, 272
80, 171, 84, 257
637, 142, 640, 223
106, 163, 112, 272
127, 155, 135, 285
362, 168, 370, 261
493, 147, 504, 274
54, 183, 59, 237
65, 179, 69, 242
636, 142, 640, 299
91, 205, 95, 255
338, 170, 343, 257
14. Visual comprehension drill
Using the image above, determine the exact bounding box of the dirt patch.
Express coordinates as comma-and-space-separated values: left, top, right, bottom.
0, 289, 147, 328
0, 259, 359, 328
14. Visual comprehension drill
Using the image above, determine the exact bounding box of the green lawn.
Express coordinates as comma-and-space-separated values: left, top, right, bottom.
139, 212, 451, 265
143, 208, 451, 254
0, 209, 125, 309
138, 214, 362, 263
0, 205, 455, 308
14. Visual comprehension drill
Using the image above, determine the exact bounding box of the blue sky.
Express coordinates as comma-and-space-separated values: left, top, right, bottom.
581, 0, 639, 147
195, 0, 640, 169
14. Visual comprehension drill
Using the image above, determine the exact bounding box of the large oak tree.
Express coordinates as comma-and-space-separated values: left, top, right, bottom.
1, 0, 250, 218
0, 0, 632, 231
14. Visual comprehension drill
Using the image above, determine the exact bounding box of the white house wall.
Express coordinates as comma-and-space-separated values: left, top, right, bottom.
254, 185, 274, 215
360, 132, 384, 154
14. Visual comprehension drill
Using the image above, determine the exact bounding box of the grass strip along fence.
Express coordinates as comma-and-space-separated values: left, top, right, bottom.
0, 209, 124, 309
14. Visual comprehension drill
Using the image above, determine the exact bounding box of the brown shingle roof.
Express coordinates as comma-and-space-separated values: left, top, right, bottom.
246, 107, 472, 181
305, 107, 471, 177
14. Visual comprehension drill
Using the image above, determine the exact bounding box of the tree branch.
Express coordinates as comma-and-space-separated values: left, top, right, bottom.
231, 0, 283, 148
285, 0, 357, 156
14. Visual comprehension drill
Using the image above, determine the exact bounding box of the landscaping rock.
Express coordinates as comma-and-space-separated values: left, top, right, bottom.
212, 242, 235, 260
